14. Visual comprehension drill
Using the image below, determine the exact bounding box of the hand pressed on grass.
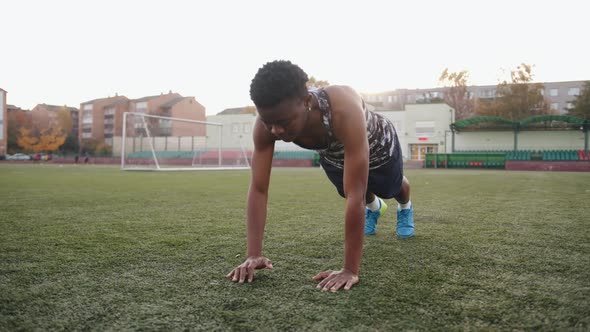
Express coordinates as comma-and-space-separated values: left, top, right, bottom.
226, 256, 273, 283
312, 269, 359, 292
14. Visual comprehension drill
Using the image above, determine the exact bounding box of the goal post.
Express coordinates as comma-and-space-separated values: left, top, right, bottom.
119, 112, 250, 171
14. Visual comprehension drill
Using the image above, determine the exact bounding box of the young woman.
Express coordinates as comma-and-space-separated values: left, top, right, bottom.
226, 60, 413, 292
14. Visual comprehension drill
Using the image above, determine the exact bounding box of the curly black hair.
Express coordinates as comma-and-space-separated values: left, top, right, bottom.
249, 60, 309, 108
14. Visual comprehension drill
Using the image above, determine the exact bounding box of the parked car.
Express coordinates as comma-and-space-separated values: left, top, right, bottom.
31, 152, 53, 161
7, 153, 32, 161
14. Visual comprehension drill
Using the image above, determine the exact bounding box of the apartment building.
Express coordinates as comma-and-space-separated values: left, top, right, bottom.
79, 95, 129, 146
81, 91, 206, 149
363, 80, 586, 115
127, 92, 206, 139
157, 95, 206, 136
0, 88, 6, 155
30, 103, 79, 138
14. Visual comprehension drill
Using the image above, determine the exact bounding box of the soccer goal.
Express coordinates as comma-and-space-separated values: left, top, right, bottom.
119, 112, 251, 171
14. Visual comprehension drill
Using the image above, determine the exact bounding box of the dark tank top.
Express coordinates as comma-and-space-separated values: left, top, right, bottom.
306, 88, 397, 170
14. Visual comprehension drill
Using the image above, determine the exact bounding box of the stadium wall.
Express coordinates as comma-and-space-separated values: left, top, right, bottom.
506, 161, 590, 172
51, 156, 313, 167
455, 130, 585, 151
455, 131, 514, 151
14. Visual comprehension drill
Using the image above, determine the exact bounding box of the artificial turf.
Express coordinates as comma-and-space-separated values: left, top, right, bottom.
0, 164, 588, 330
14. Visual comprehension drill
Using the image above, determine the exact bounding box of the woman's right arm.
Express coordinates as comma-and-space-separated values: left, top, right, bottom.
226, 118, 275, 283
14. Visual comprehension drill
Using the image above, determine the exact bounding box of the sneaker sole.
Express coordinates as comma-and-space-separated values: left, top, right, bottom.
397, 233, 414, 238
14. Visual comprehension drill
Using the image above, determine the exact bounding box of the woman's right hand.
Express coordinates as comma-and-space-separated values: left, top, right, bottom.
226, 256, 273, 283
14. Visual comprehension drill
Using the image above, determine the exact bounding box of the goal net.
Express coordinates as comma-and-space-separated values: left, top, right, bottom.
118, 112, 250, 171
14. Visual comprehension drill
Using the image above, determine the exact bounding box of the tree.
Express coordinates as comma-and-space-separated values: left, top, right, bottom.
17, 127, 39, 151
416, 92, 444, 104
7, 111, 32, 154
567, 81, 590, 119
37, 128, 67, 151
56, 106, 78, 154
17, 126, 67, 152
476, 63, 552, 121
439, 68, 475, 120
307, 76, 330, 88
56, 106, 73, 132
80, 138, 102, 155
61, 133, 80, 154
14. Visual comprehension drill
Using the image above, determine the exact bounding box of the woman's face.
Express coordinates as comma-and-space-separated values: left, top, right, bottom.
257, 96, 310, 142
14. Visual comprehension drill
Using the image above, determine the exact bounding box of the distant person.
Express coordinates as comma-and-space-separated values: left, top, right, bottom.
74, 154, 79, 164
84, 153, 89, 165
227, 60, 413, 292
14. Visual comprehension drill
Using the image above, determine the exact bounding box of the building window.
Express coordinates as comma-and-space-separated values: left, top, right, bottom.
568, 87, 580, 96
232, 123, 240, 134
566, 102, 574, 110
549, 88, 558, 96
539, 89, 544, 96
243, 123, 251, 134
431, 91, 443, 99
105, 107, 115, 116
83, 104, 93, 111
415, 121, 435, 138
135, 101, 148, 113
480, 89, 496, 98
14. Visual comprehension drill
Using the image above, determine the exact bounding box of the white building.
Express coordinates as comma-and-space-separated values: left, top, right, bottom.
205, 113, 257, 151
209, 103, 456, 161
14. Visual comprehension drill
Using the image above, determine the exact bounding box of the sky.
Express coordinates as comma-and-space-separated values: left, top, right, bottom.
2, 0, 589, 115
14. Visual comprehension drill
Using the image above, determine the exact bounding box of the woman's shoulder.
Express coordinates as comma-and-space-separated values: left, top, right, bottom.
323, 85, 363, 112
324, 85, 357, 95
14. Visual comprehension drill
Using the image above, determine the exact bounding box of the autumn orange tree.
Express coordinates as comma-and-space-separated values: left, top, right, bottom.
16, 106, 73, 152
17, 125, 67, 152
7, 110, 31, 153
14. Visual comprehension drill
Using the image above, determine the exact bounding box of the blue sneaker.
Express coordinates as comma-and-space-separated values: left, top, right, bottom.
396, 204, 414, 238
365, 198, 387, 235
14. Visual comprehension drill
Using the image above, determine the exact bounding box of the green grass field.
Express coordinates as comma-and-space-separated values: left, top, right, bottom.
1, 164, 589, 331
